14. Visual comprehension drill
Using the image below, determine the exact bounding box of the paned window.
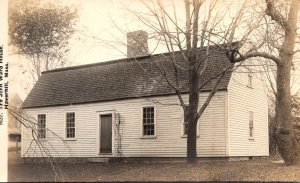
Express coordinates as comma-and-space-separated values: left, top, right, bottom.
143, 107, 155, 136
37, 114, 46, 139
66, 112, 75, 138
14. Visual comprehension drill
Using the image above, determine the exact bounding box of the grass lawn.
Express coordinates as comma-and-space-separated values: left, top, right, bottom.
8, 152, 300, 182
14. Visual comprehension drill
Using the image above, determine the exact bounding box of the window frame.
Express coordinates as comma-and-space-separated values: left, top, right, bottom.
249, 111, 254, 140
65, 112, 76, 140
140, 105, 156, 138
37, 114, 46, 140
183, 106, 189, 137
247, 74, 253, 88
181, 106, 200, 138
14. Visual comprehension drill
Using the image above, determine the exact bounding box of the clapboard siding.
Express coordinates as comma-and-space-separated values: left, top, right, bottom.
22, 91, 227, 158
227, 65, 269, 156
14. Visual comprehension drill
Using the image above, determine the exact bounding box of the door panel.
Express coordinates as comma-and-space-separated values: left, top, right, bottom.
100, 114, 112, 153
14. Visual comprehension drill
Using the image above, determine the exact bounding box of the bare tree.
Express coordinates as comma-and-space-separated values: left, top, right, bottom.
8, 108, 70, 181
8, 2, 79, 178
111, 0, 300, 164
230, 0, 300, 164
8, 1, 78, 81
260, 57, 300, 157
92, 0, 252, 163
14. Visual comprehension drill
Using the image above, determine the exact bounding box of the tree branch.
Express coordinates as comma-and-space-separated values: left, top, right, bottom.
196, 64, 234, 120
265, 0, 290, 31
232, 51, 281, 65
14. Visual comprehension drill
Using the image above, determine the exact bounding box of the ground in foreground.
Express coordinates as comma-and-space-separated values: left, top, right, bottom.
8, 153, 300, 182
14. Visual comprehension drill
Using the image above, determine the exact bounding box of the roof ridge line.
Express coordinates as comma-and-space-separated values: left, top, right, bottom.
42, 42, 237, 74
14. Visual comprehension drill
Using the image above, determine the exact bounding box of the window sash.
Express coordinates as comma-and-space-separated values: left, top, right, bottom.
142, 107, 155, 136
248, 75, 253, 86
249, 111, 254, 138
66, 112, 75, 138
143, 124, 154, 136
38, 129, 46, 139
183, 106, 190, 135
249, 127, 254, 137
183, 122, 188, 135
37, 114, 46, 139
66, 127, 75, 138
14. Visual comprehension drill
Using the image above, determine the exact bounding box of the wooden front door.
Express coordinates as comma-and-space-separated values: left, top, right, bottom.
100, 114, 112, 153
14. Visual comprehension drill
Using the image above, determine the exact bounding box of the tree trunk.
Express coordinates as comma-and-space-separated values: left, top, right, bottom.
187, 49, 200, 163
273, 0, 299, 165
187, 74, 199, 163
275, 61, 294, 164
187, 116, 198, 163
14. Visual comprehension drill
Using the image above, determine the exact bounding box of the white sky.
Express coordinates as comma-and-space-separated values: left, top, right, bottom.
10, 0, 154, 99
60, 0, 182, 64
8, 0, 300, 99
60, 0, 141, 64
58, 0, 245, 65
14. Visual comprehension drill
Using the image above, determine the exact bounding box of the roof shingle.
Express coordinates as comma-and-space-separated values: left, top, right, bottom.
23, 46, 233, 108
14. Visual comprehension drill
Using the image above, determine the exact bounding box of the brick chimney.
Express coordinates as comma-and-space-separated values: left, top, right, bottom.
127, 30, 149, 58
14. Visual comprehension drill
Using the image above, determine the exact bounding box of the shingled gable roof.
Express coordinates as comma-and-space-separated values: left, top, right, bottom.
22, 46, 234, 108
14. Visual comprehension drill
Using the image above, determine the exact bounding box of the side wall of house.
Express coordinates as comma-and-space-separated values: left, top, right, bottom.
227, 64, 269, 156
21, 91, 227, 158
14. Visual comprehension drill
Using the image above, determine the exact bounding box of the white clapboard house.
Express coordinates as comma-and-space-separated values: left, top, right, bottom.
21, 31, 269, 159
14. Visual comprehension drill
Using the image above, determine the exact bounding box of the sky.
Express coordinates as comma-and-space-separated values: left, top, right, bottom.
59, 0, 182, 64
9, 0, 198, 99
9, 0, 153, 99
9, 0, 244, 65
8, 0, 300, 100
61, 0, 143, 64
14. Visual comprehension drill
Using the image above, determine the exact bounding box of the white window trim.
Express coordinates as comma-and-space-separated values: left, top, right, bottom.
247, 74, 253, 88
64, 112, 76, 141
37, 113, 47, 141
181, 106, 200, 138
97, 110, 115, 156
140, 105, 157, 139
249, 111, 254, 140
